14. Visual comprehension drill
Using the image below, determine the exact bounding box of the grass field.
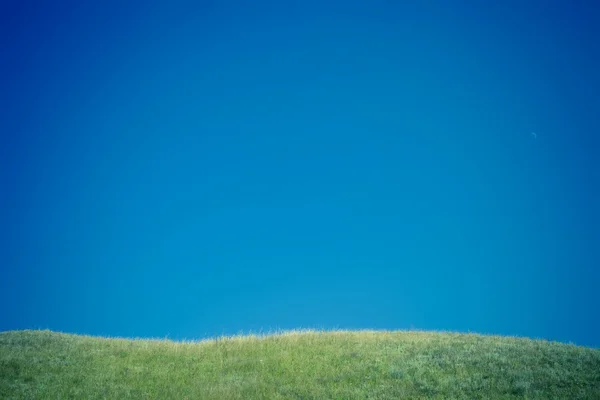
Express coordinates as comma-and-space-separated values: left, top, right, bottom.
1, 329, 599, 399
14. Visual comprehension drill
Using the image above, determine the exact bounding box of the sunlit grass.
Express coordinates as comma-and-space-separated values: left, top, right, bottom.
1, 328, 599, 399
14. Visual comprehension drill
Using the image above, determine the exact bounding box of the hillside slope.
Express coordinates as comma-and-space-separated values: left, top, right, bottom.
1, 329, 599, 399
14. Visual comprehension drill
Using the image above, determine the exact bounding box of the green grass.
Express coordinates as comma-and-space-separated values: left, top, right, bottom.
1, 329, 599, 399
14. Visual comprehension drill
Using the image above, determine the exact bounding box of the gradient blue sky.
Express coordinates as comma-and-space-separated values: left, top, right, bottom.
1, 0, 599, 348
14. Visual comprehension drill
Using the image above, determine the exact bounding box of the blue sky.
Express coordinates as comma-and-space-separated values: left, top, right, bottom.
1, 0, 599, 348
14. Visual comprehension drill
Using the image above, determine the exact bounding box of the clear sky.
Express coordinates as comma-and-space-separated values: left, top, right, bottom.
1, 1, 599, 348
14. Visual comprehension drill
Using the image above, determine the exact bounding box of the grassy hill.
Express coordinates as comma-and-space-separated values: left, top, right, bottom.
1, 329, 599, 399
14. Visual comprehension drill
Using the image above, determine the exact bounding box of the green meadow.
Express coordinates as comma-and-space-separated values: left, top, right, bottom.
1, 329, 599, 399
